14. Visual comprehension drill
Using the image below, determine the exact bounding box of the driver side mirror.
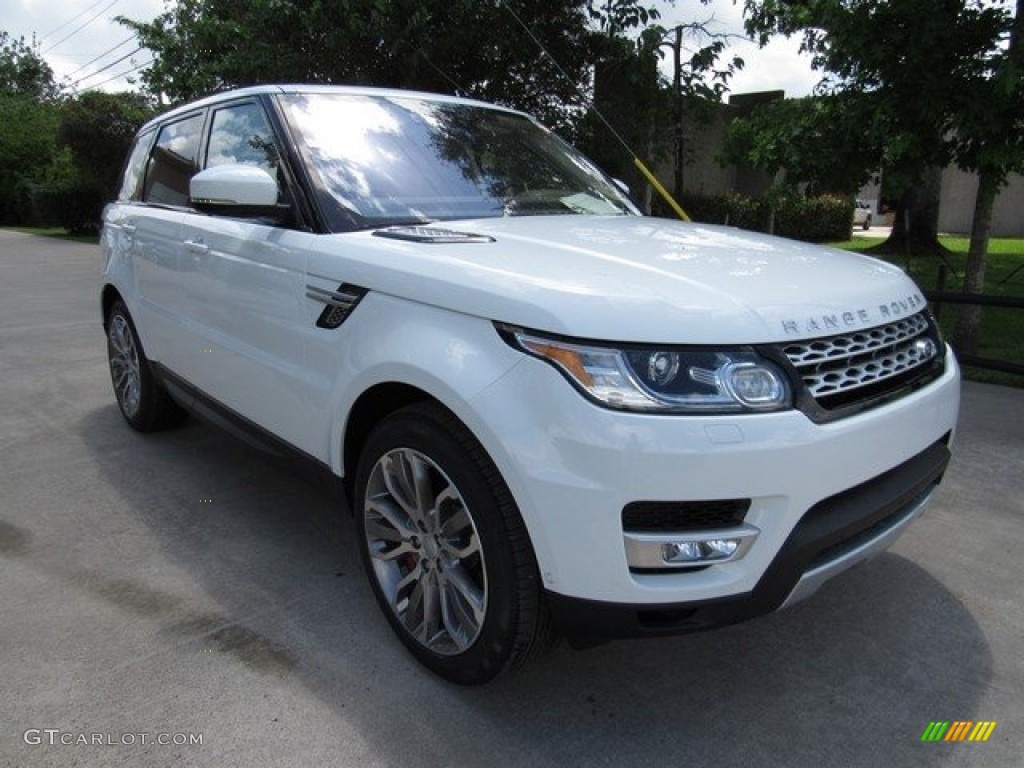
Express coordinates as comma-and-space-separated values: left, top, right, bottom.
189, 164, 290, 221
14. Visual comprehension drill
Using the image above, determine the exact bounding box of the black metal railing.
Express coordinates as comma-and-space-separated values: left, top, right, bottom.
925, 290, 1024, 376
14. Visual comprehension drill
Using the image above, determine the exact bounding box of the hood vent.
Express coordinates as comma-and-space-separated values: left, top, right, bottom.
373, 226, 494, 244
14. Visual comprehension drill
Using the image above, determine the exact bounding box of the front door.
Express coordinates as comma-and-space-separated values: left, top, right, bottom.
178, 100, 321, 454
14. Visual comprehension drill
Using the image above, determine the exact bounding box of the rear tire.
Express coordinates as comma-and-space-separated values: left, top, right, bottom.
354, 402, 553, 684
106, 300, 186, 432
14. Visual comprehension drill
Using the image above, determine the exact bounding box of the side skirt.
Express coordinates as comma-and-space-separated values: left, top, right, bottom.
151, 362, 347, 504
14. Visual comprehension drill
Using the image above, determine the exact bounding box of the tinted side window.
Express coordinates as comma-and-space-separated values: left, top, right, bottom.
205, 102, 278, 173
118, 129, 154, 201
142, 113, 205, 206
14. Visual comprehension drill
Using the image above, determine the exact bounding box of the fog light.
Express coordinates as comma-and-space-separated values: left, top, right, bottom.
662, 541, 702, 563
624, 524, 759, 570
706, 538, 740, 557
662, 537, 742, 564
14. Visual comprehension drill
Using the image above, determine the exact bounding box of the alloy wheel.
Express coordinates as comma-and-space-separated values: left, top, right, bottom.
108, 314, 142, 419
363, 447, 488, 655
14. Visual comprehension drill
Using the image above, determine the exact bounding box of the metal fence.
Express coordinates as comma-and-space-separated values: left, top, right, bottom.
925, 289, 1024, 376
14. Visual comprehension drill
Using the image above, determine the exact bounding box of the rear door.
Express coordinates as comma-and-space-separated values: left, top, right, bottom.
127, 111, 206, 368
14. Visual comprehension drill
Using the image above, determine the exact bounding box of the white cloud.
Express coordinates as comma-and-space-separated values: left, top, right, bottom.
727, 36, 821, 97
655, 0, 820, 98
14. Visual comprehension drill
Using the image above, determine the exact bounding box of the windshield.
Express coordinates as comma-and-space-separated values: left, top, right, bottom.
278, 92, 638, 232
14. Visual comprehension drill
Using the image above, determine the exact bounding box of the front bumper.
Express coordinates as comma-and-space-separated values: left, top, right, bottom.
544, 436, 949, 641
463, 345, 960, 627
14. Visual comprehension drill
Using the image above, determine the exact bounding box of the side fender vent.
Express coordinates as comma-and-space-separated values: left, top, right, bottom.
306, 284, 367, 329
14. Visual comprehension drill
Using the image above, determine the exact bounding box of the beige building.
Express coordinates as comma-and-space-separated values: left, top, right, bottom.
856, 169, 1024, 237
936, 168, 1024, 237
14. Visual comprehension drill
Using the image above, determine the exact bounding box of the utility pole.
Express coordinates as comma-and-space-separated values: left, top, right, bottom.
672, 25, 684, 196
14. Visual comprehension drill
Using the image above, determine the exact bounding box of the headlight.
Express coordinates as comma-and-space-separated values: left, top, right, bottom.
506, 329, 791, 413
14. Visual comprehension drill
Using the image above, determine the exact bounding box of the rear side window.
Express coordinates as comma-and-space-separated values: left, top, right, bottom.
142, 112, 205, 206
118, 129, 154, 201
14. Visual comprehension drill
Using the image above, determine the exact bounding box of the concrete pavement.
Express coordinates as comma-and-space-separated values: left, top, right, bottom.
1, 228, 1021, 767
852, 224, 893, 238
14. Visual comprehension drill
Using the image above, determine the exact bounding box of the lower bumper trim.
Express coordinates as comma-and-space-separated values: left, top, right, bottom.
779, 485, 935, 610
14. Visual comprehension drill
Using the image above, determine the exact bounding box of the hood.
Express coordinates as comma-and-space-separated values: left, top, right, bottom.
307, 216, 927, 345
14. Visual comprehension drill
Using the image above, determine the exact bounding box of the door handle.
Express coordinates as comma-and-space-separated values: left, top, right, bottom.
184, 238, 209, 255
122, 223, 137, 234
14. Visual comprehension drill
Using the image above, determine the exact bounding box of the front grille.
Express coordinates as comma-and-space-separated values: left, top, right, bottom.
781, 311, 941, 410
622, 499, 750, 533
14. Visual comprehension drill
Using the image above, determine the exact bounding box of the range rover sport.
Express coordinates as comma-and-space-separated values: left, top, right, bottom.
101, 85, 960, 684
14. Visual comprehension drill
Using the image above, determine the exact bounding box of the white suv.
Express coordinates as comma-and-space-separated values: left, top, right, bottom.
101, 85, 960, 684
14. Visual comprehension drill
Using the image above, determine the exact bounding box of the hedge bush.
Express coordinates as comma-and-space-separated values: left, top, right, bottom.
24, 179, 106, 234
655, 191, 852, 242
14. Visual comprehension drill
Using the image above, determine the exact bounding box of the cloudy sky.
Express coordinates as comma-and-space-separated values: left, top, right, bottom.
656, 0, 821, 97
2, 0, 820, 97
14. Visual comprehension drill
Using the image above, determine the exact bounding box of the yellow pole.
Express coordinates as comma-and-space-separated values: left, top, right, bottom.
633, 157, 691, 222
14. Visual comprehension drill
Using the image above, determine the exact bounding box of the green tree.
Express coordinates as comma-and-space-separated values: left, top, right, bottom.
949, 0, 1023, 354
0, 31, 61, 224
722, 92, 882, 196
0, 31, 59, 101
582, 29, 670, 198
52, 91, 155, 232
0, 94, 60, 223
743, 0, 1008, 253
118, 0, 595, 129
119, 0, 742, 181
743, 0, 1021, 357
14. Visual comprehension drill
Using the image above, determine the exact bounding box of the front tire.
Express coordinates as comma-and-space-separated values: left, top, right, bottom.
354, 403, 553, 684
106, 300, 186, 432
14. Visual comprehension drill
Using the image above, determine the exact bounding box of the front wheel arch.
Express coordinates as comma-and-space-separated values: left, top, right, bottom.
101, 284, 123, 331
342, 382, 435, 506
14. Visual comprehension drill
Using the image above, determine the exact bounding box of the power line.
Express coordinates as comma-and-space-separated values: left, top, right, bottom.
40, 0, 111, 40
74, 46, 143, 87
42, 0, 121, 54
82, 58, 153, 91
498, 0, 691, 222
68, 35, 136, 78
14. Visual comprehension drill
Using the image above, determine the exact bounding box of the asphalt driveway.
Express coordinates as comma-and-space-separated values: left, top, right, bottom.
1, 229, 1021, 767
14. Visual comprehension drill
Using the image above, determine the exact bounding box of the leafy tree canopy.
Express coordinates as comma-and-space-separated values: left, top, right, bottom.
741, 0, 1022, 354
722, 92, 881, 195
742, 0, 1012, 194
0, 31, 62, 222
0, 31, 59, 100
0, 92, 59, 182
57, 91, 155, 190
118, 0, 601, 130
